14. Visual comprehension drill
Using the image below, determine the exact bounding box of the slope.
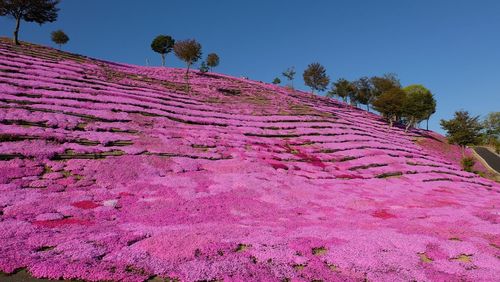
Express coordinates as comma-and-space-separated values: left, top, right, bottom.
0, 39, 499, 281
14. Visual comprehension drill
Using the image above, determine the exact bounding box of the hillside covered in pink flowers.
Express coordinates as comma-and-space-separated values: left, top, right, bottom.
0, 39, 499, 281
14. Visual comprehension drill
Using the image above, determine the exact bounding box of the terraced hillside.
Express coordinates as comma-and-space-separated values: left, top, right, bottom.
0, 39, 499, 281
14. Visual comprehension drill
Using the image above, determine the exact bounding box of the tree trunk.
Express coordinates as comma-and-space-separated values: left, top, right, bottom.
13, 17, 21, 45
426, 117, 429, 130
161, 54, 165, 66
366, 104, 370, 112
185, 63, 191, 93
405, 117, 414, 132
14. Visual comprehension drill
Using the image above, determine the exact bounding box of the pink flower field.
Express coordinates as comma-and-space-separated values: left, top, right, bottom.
0, 39, 499, 281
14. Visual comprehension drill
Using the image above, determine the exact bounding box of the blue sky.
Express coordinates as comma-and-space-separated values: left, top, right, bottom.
1, 0, 499, 133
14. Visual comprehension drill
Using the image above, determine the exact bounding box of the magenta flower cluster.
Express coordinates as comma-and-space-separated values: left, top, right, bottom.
0, 40, 499, 281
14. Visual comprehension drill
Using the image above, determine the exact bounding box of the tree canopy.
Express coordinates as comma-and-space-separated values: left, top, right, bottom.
353, 77, 373, 110
51, 29, 68, 49
0, 0, 60, 45
150, 35, 175, 66
482, 112, 500, 145
303, 63, 330, 93
372, 88, 407, 126
370, 74, 401, 97
327, 78, 356, 103
402, 85, 436, 131
440, 110, 483, 150
174, 39, 202, 73
282, 67, 296, 87
174, 39, 202, 92
206, 53, 219, 71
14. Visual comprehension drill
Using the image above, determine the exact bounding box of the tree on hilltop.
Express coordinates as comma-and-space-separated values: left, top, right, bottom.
272, 77, 281, 85
370, 74, 401, 97
174, 39, 202, 75
206, 53, 219, 71
327, 78, 356, 103
440, 110, 483, 155
151, 35, 175, 66
303, 63, 330, 93
0, 0, 60, 45
372, 88, 407, 126
51, 29, 68, 49
353, 77, 374, 110
402, 84, 436, 131
174, 39, 202, 92
282, 66, 296, 88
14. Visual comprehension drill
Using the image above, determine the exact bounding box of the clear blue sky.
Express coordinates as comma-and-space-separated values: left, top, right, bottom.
1, 0, 499, 133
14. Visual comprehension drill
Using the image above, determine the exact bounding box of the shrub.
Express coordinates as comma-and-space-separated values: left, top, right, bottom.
461, 157, 475, 172
51, 29, 69, 49
206, 53, 219, 71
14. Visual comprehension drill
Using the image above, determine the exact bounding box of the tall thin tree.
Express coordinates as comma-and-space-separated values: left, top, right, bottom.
173, 39, 202, 92
282, 66, 296, 88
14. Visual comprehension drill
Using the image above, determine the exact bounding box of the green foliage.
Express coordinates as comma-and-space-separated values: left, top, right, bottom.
461, 157, 475, 172
272, 77, 281, 85
206, 53, 219, 70
282, 66, 296, 87
1, 0, 60, 45
440, 110, 483, 149
199, 61, 209, 73
327, 78, 356, 103
370, 74, 401, 97
303, 63, 330, 93
50, 29, 68, 49
402, 85, 436, 131
353, 77, 374, 110
151, 35, 175, 66
482, 112, 500, 145
372, 88, 407, 126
